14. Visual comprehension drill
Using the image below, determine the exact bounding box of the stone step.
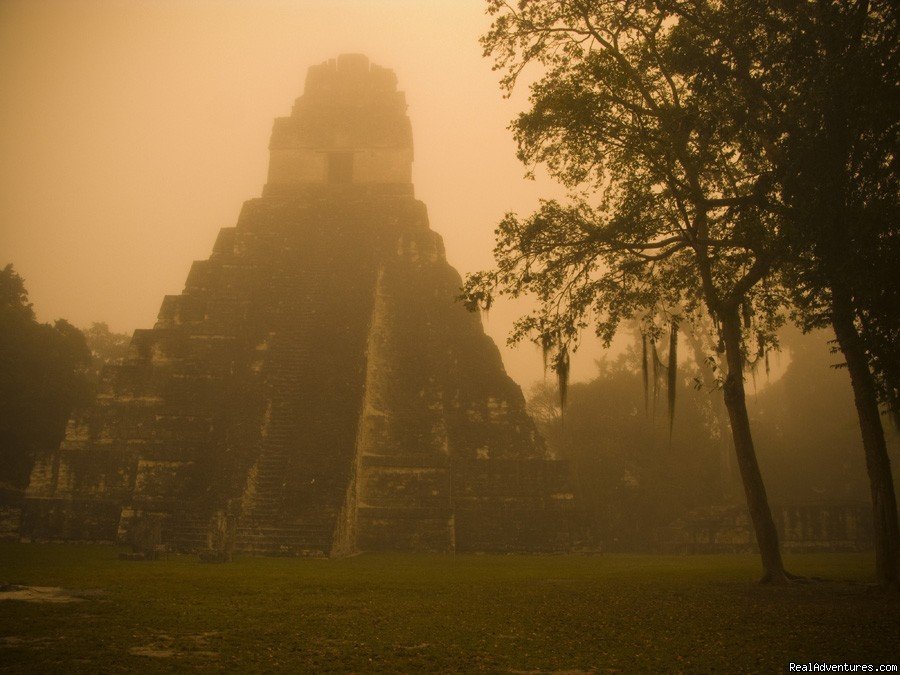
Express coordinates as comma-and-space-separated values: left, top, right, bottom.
234, 526, 333, 556
236, 528, 331, 538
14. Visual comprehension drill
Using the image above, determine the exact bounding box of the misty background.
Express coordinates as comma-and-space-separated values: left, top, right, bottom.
2, 0, 894, 534
0, 0, 590, 388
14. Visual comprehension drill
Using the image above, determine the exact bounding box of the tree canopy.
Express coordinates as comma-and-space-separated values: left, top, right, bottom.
0, 265, 92, 490
466, 0, 794, 581
665, 0, 900, 588
466, 0, 899, 584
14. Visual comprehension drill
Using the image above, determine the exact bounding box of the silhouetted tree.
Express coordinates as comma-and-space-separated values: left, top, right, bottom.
0, 265, 91, 489
466, 1, 789, 581
662, 0, 900, 587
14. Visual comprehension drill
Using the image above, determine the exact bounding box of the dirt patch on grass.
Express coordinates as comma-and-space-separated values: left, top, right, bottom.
0, 635, 58, 651
129, 632, 221, 661
0, 584, 103, 604
129, 646, 175, 659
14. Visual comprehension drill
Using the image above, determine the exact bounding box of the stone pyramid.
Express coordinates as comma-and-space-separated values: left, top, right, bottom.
22, 55, 575, 555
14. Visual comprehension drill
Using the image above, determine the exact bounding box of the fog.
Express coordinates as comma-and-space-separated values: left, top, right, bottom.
1, 2, 898, 668
0, 0, 615, 388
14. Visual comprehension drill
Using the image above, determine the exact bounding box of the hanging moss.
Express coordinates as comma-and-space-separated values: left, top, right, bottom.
758, 331, 770, 378
541, 332, 553, 376
741, 300, 752, 329
555, 347, 571, 410
480, 295, 492, 321
712, 316, 725, 353
641, 333, 649, 416
667, 319, 678, 440
650, 338, 660, 418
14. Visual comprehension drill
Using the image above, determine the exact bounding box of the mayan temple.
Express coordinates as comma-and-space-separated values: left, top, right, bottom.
20, 55, 575, 555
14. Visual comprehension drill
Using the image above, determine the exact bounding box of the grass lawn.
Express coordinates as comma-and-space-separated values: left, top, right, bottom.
0, 544, 898, 672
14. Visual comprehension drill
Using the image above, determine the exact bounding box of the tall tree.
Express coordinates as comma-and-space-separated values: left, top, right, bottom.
775, 1, 898, 588
663, 0, 900, 587
466, 0, 790, 581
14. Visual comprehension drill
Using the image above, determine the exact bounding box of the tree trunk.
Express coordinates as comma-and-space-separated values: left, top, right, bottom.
686, 330, 736, 501
831, 284, 900, 589
720, 305, 789, 582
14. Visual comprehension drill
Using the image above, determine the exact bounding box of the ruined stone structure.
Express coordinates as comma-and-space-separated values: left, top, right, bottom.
21, 55, 575, 555
654, 503, 874, 554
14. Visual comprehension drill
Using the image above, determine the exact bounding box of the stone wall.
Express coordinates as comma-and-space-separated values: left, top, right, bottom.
654, 503, 874, 554
266, 54, 413, 190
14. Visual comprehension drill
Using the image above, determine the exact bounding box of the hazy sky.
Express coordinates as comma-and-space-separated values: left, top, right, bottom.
0, 0, 612, 389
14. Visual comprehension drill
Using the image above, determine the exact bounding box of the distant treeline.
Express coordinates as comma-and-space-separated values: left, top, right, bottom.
528, 328, 900, 551
0, 264, 129, 491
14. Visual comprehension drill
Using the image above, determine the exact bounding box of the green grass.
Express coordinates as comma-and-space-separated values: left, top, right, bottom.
0, 544, 897, 672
